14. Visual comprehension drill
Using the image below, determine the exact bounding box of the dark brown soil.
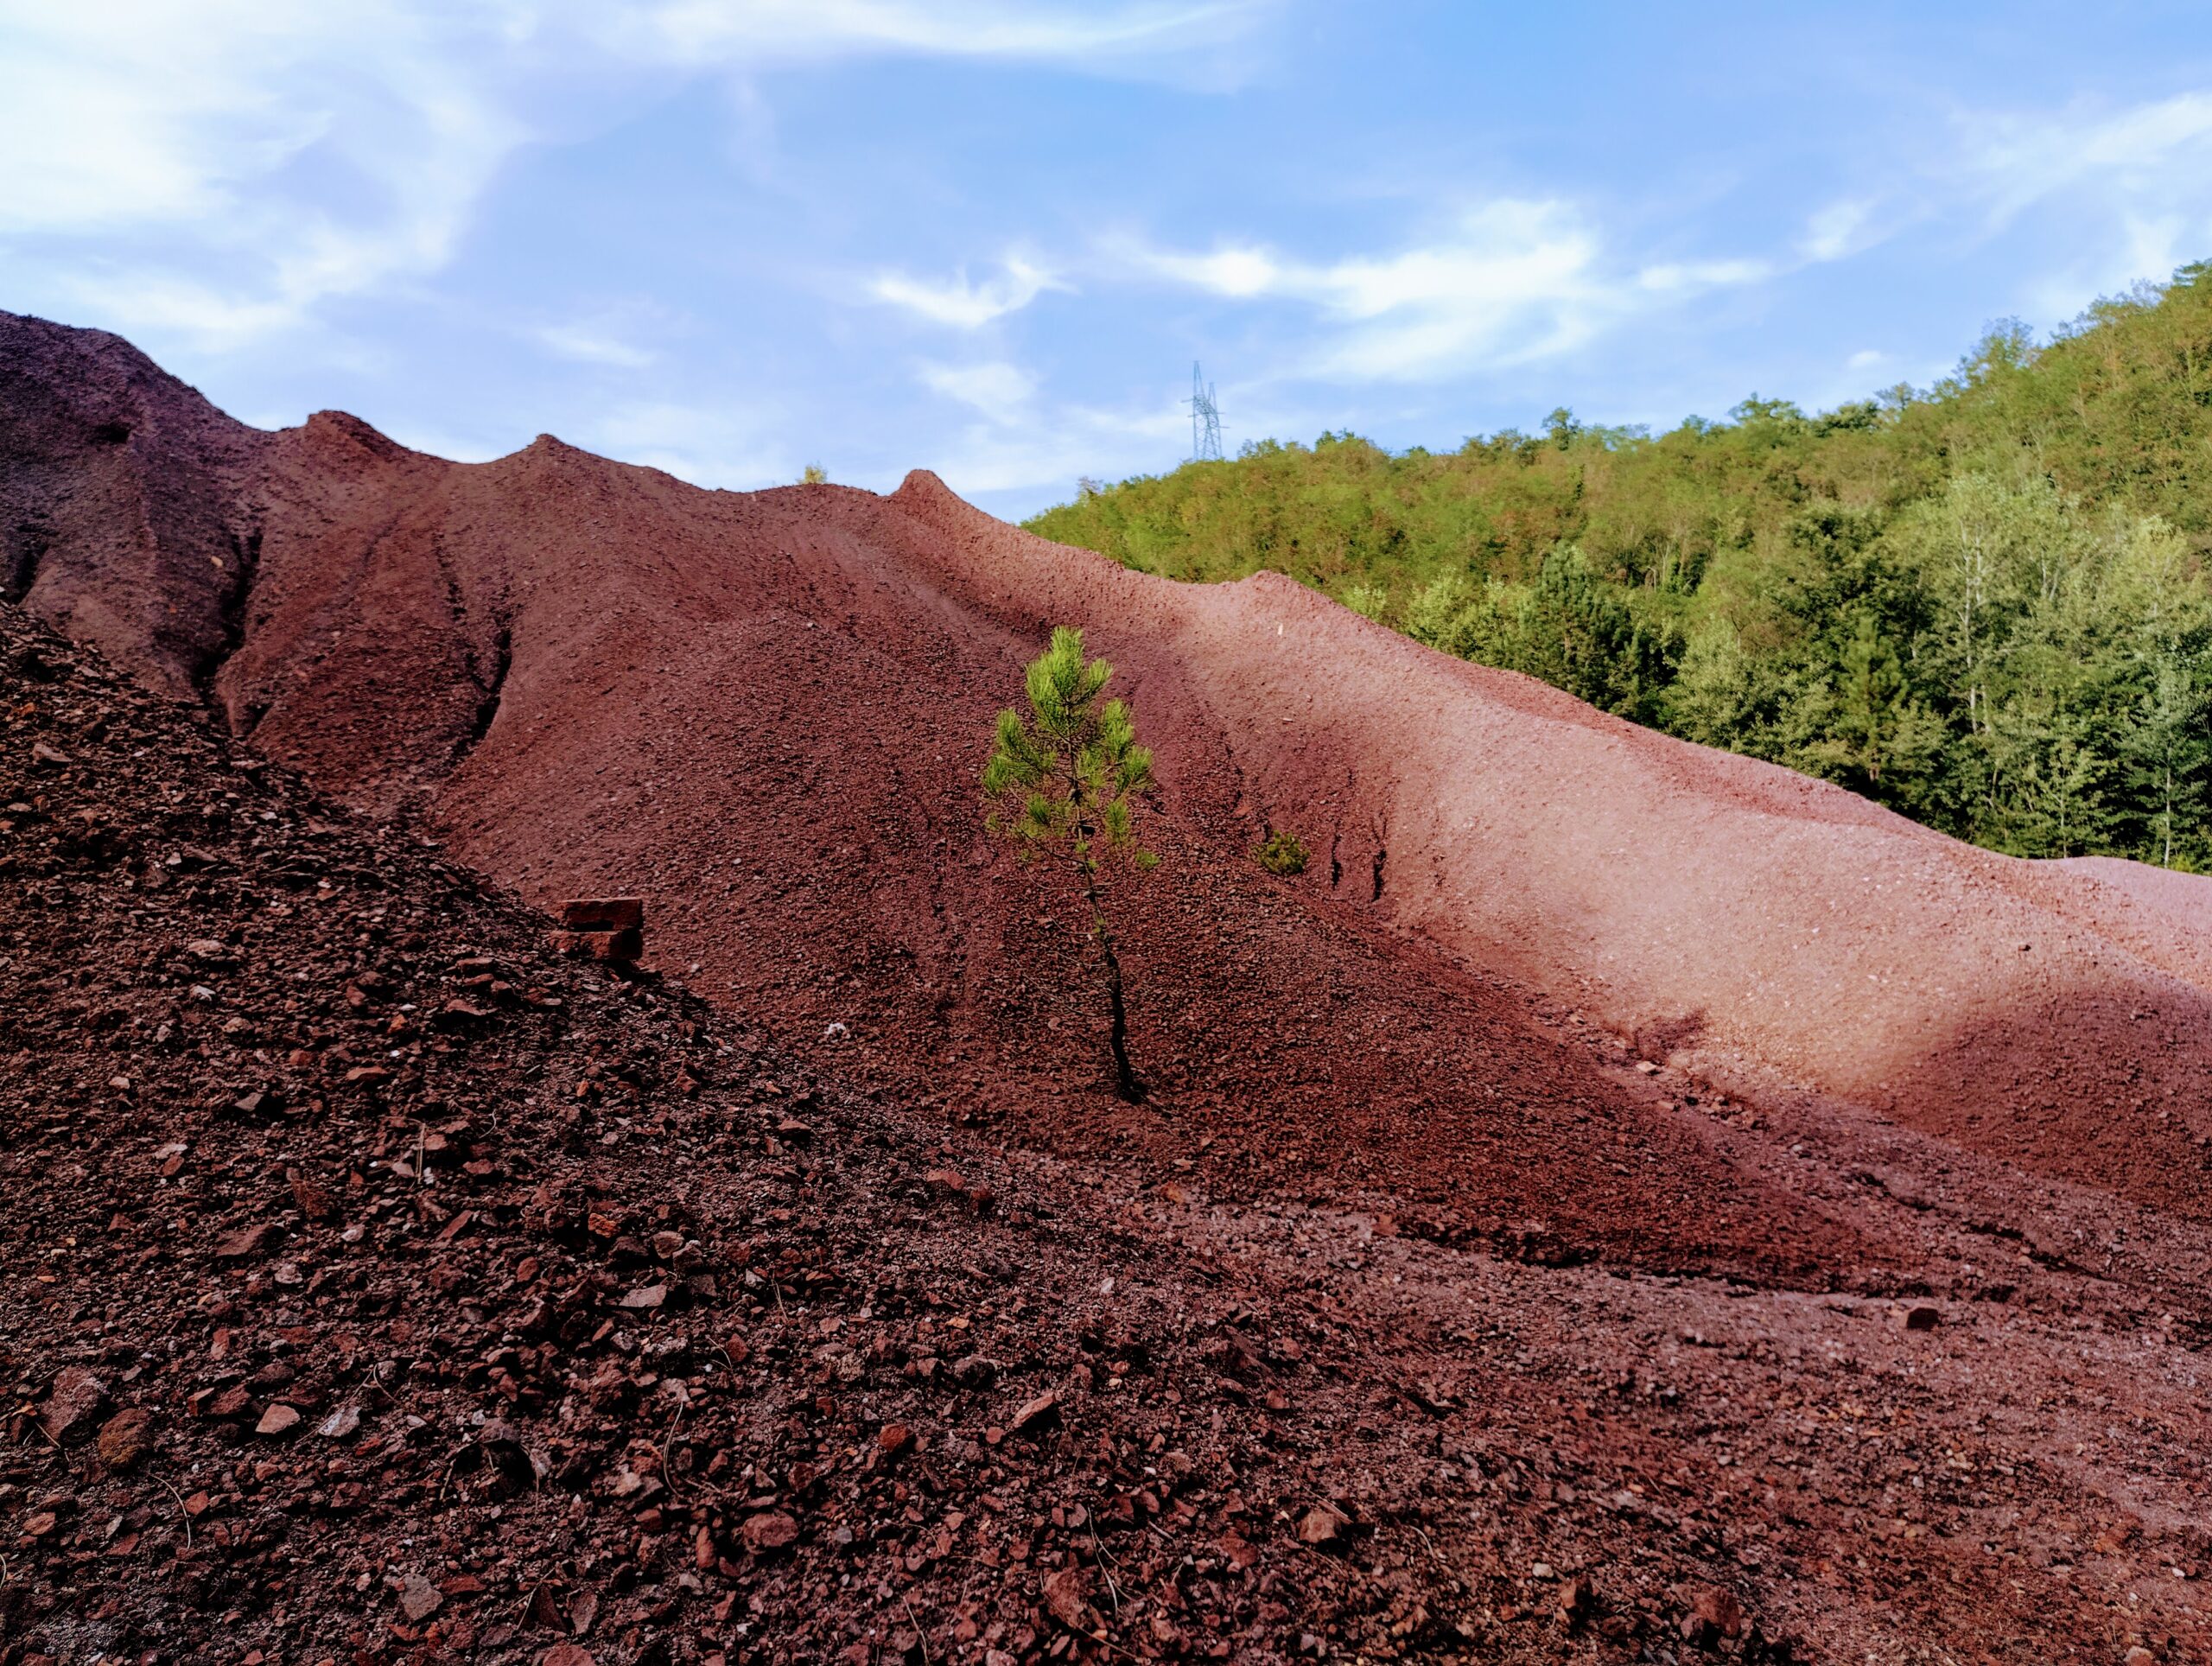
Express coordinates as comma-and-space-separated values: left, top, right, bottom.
6, 312, 2212, 1663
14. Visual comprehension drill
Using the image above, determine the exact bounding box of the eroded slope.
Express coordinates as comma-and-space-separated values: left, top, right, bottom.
5, 306, 2211, 1260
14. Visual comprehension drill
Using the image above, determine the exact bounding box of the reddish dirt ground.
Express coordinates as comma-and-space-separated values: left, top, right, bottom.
6, 310, 2212, 1662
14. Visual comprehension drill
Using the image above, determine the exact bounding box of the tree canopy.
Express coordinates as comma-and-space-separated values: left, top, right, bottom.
1027, 264, 2212, 867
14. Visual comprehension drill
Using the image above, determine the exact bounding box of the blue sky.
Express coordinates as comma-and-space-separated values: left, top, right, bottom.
5, 3, 2212, 519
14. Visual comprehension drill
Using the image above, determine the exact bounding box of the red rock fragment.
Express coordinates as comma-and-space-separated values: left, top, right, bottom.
1009, 1389, 1060, 1434
97, 1406, 156, 1470
569, 1587, 600, 1636
1555, 1574, 1592, 1630
1682, 1585, 1748, 1643
525, 1582, 566, 1631
1039, 1566, 1097, 1631
39, 1365, 108, 1444
289, 1171, 334, 1221
559, 898, 644, 931
1296, 1504, 1351, 1546
397, 1571, 442, 1623
190, 1385, 251, 1421
740, 1510, 800, 1555
215, 1222, 277, 1260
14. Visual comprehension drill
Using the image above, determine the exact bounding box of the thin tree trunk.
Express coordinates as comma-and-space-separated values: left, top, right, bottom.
1085, 877, 1142, 1102
1067, 754, 1142, 1102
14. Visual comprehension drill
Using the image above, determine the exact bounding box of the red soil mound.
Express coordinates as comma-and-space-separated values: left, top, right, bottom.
12, 583, 2212, 1665
3, 599, 1710, 1663
7, 308, 2211, 1273
12, 315, 2212, 1662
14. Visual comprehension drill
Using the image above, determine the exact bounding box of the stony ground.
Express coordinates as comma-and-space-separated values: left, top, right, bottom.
8, 598, 2212, 1665
0, 603, 1775, 1664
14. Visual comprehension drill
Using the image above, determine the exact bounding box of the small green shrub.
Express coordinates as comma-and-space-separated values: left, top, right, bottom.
1255, 830, 1308, 876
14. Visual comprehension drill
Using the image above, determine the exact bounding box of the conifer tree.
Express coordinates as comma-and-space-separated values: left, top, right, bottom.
982, 626, 1158, 1100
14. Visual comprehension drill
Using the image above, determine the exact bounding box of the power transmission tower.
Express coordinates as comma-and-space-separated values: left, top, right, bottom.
1185, 362, 1224, 462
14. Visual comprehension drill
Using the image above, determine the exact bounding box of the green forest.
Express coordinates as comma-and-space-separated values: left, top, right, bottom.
1027, 263, 2212, 868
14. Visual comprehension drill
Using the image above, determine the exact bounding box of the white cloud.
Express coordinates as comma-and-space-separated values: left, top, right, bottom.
589, 397, 791, 489
0, 1, 321, 236
1126, 201, 1649, 381
919, 359, 1038, 415
1847, 348, 1887, 370
1139, 244, 1282, 297
536, 320, 661, 369
0, 1, 1254, 353
870, 256, 1067, 327
2, 3, 523, 347
1637, 258, 1774, 293
1942, 90, 2212, 319
49, 270, 302, 353
372, 419, 507, 464
926, 397, 1190, 495
2018, 211, 2190, 323
1963, 91, 2212, 227
1799, 197, 1877, 262
609, 0, 1269, 78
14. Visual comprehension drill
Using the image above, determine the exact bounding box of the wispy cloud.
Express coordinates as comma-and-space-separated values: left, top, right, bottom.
1943, 89, 2212, 318
1636, 258, 1774, 294
0, 1, 1257, 353
926, 398, 1190, 495
919, 359, 1038, 415
0, 2, 321, 236
1961, 90, 2212, 228
537, 327, 658, 370
871, 256, 1067, 328
610, 0, 1271, 80
589, 397, 791, 489
535, 316, 663, 369
1799, 198, 1878, 263
2, 3, 521, 347
1123, 200, 1677, 381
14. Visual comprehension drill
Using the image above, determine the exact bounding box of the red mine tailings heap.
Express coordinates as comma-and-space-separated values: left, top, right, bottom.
8, 305, 2212, 1249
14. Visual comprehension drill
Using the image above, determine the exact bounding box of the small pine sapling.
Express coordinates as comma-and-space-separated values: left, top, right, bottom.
982, 626, 1158, 1101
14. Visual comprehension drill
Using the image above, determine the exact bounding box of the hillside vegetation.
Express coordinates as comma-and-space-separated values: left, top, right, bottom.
1028, 264, 2212, 867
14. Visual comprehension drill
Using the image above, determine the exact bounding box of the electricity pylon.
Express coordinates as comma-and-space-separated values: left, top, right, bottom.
1186, 362, 1224, 462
